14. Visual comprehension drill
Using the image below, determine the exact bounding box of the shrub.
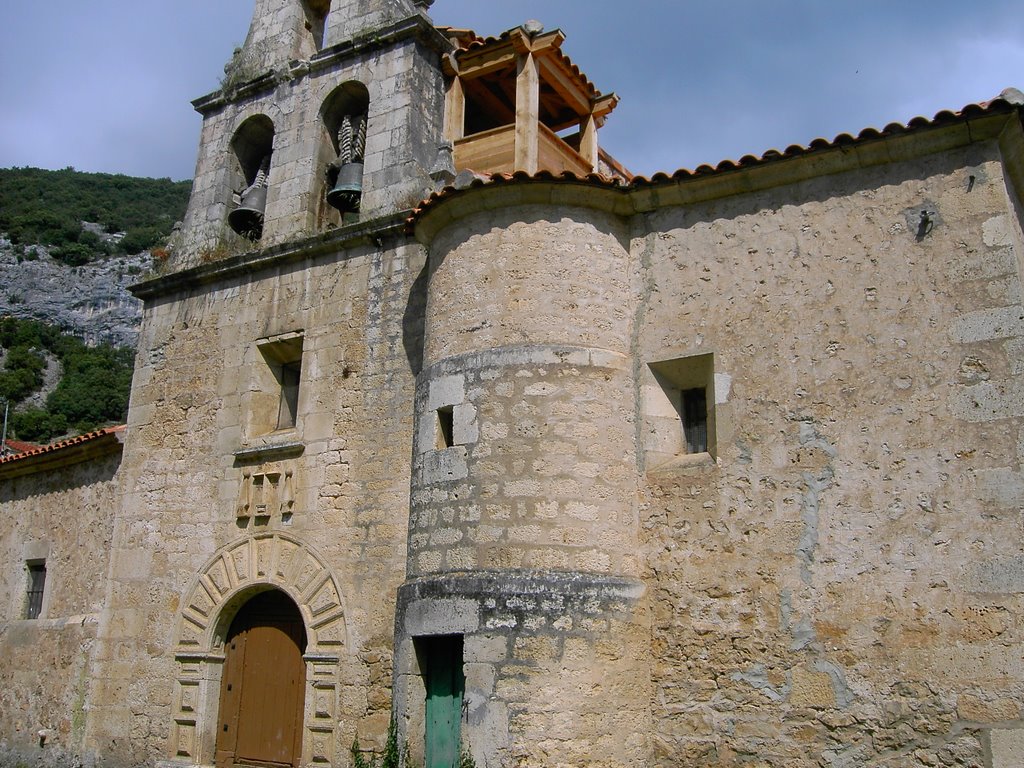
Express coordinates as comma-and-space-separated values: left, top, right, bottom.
52, 242, 95, 267
11, 408, 68, 442
0, 167, 190, 252
0, 317, 133, 441
0, 346, 46, 401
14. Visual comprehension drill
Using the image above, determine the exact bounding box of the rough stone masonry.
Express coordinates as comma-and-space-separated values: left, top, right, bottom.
2, 1, 1024, 767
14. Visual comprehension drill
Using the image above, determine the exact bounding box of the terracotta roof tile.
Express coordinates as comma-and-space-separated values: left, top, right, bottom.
628, 94, 1021, 186
2, 439, 40, 454
407, 170, 625, 231
448, 26, 602, 99
0, 425, 125, 467
407, 94, 1022, 232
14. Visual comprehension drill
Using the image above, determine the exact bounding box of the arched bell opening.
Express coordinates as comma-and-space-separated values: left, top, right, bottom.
317, 81, 370, 226
228, 115, 275, 241
300, 0, 331, 54
215, 589, 308, 768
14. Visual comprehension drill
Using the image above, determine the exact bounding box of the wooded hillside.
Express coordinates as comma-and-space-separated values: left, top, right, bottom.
0, 317, 134, 443
0, 166, 191, 265
0, 167, 191, 443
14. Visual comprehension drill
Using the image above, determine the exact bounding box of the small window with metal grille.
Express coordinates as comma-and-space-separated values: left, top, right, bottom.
681, 388, 708, 454
644, 352, 717, 468
25, 561, 45, 620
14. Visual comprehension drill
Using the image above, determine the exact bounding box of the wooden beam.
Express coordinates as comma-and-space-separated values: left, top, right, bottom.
455, 29, 565, 81
515, 52, 540, 173
592, 93, 619, 120
580, 114, 599, 172
454, 46, 518, 80
513, 29, 565, 56
444, 77, 465, 142
537, 55, 591, 117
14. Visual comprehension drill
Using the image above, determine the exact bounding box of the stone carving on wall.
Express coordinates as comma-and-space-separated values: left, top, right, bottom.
237, 469, 294, 521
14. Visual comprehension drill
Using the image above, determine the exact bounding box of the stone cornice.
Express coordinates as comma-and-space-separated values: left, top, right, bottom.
192, 14, 453, 115
130, 210, 414, 301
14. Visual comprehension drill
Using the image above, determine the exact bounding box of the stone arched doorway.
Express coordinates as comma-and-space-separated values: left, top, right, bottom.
170, 534, 348, 767
215, 590, 307, 768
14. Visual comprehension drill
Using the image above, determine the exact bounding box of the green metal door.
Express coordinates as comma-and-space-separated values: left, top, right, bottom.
423, 636, 464, 768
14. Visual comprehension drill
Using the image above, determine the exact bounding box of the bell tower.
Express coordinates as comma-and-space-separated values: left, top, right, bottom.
169, 0, 448, 268
230, 0, 436, 76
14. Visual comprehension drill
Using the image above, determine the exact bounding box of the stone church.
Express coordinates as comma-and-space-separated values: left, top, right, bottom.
3, 0, 1024, 766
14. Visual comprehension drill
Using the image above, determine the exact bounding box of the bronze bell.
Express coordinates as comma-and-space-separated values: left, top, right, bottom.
228, 185, 268, 239
326, 162, 363, 213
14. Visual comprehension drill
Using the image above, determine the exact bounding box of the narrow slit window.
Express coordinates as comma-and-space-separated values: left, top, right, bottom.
681, 387, 708, 454
436, 406, 454, 450
25, 562, 45, 619
278, 360, 301, 430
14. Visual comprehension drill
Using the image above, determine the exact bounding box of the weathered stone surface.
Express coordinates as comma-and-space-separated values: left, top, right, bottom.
0, 445, 121, 768
5, 2, 1024, 767
992, 728, 1024, 768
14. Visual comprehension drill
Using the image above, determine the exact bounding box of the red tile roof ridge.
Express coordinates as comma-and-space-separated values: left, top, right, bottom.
450, 26, 601, 98
407, 94, 1022, 231
629, 95, 1021, 186
407, 170, 625, 231
0, 425, 126, 466
3, 439, 40, 453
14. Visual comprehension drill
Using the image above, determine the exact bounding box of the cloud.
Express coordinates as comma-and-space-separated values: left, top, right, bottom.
1, 1, 1022, 180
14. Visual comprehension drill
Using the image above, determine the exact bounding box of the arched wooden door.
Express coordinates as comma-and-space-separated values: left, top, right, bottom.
216, 590, 307, 768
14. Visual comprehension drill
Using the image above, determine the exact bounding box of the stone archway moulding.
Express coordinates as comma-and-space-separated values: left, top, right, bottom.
170, 533, 347, 766
177, 532, 348, 654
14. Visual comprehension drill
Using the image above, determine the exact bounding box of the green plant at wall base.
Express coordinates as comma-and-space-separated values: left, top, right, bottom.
350, 718, 403, 768
350, 736, 373, 768
349, 717, 476, 768
381, 716, 401, 768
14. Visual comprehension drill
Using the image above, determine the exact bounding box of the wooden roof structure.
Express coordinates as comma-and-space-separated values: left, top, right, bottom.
441, 24, 620, 176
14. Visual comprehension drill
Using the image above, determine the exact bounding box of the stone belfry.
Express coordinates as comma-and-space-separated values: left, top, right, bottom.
106, 2, 453, 767
169, 0, 445, 267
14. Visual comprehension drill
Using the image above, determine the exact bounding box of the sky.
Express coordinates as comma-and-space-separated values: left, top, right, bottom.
1, 1, 1022, 182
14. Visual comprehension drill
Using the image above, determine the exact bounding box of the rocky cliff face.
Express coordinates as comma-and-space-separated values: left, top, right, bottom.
0, 236, 148, 349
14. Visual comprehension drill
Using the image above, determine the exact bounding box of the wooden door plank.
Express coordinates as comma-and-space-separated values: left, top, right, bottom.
215, 592, 308, 768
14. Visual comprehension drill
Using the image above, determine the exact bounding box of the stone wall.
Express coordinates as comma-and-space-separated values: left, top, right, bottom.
407, 108, 1024, 766
412, 205, 638, 577
637, 139, 1024, 766
85, 235, 426, 767
5, 3, 1024, 765
0, 450, 121, 768
396, 203, 652, 766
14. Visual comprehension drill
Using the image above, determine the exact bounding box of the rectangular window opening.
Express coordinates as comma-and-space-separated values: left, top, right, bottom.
435, 406, 455, 450
256, 332, 304, 435
25, 561, 46, 620
681, 387, 708, 454
645, 352, 717, 467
